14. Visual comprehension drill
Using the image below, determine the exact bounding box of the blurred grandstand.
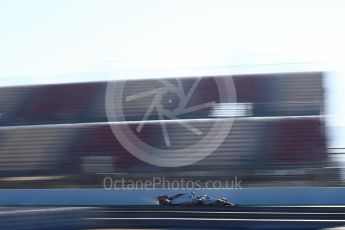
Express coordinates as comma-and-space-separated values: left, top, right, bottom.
0, 72, 341, 188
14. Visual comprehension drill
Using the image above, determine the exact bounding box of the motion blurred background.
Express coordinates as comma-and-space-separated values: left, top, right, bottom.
0, 72, 340, 188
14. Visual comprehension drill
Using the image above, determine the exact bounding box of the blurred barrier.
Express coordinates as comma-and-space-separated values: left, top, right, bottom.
0, 207, 96, 230
0, 188, 345, 205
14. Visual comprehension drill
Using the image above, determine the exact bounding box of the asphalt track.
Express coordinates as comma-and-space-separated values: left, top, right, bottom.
87, 205, 345, 229
1, 205, 345, 229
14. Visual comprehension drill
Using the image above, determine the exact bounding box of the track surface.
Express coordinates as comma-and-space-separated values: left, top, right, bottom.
1, 205, 345, 229
88, 205, 345, 229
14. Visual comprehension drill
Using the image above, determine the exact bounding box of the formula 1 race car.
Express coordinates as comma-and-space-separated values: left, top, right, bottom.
157, 192, 237, 207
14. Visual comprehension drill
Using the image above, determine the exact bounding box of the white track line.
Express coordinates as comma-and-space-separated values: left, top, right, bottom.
93, 210, 345, 215
0, 115, 324, 130
88, 217, 345, 222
